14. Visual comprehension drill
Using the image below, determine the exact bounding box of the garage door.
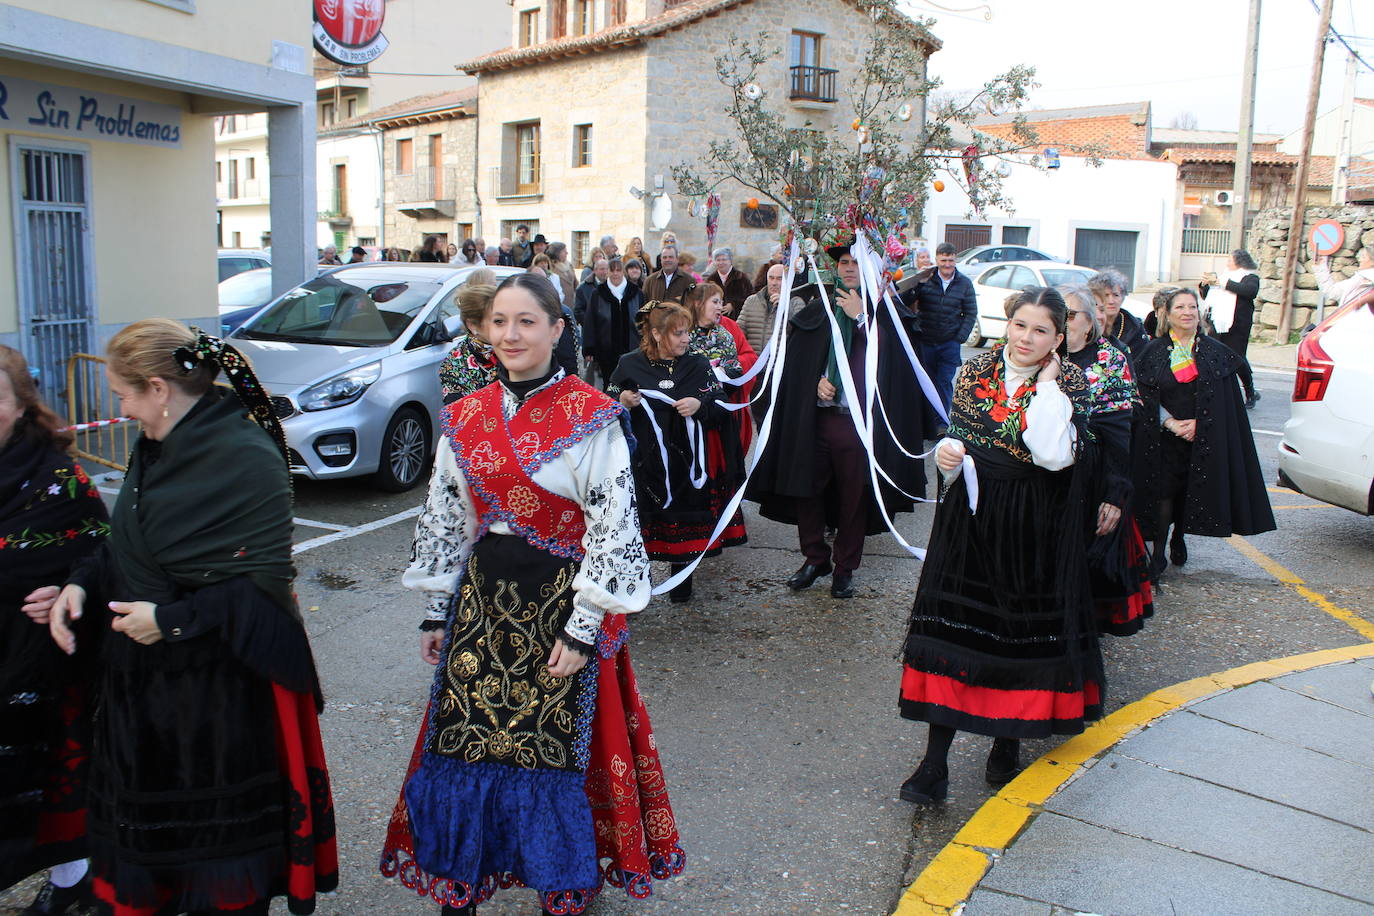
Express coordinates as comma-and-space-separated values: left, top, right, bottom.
945, 223, 992, 253
1073, 229, 1137, 288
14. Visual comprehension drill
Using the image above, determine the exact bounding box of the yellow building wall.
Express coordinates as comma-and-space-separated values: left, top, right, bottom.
2, 0, 309, 68
0, 61, 218, 335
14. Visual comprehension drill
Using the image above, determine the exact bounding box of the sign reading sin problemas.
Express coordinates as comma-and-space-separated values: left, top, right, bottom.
0, 75, 182, 148
313, 0, 389, 66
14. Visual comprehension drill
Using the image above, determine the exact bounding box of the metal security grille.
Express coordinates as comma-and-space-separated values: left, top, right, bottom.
16, 145, 94, 404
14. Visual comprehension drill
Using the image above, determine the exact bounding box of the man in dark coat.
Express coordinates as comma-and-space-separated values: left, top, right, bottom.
746, 240, 928, 599
643, 245, 695, 304
573, 255, 608, 327
905, 242, 976, 434
705, 247, 755, 319
511, 224, 534, 268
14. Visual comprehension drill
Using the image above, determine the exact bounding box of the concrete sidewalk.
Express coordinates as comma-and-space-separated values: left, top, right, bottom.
897, 647, 1374, 916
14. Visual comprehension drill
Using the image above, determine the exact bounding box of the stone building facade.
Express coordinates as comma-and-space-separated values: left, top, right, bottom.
373, 91, 480, 256
461, 0, 938, 270
1246, 204, 1374, 333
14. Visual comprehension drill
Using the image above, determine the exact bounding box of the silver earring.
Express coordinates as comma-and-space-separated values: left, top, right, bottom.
163, 406, 169, 419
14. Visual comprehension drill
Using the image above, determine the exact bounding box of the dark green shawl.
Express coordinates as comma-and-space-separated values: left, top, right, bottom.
110, 388, 298, 619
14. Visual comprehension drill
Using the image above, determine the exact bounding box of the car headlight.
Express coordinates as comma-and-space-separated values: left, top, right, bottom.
298, 362, 382, 411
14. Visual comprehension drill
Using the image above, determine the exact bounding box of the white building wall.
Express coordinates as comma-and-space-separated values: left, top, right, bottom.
920, 156, 1181, 287
1278, 103, 1374, 159
316, 130, 384, 249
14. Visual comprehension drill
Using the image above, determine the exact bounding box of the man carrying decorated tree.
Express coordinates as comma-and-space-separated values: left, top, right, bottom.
746, 230, 930, 599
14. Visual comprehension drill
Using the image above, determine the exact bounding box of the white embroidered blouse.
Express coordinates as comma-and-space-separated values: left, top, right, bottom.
402, 374, 652, 650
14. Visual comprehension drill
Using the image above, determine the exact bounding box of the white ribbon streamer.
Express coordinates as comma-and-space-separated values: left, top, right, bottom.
636, 388, 707, 508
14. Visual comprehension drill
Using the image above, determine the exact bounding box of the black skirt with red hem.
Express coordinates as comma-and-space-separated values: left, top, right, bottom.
901, 456, 1104, 739
1089, 516, 1155, 638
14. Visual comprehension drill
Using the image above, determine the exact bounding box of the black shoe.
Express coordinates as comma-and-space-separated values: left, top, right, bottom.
786, 561, 832, 590
986, 738, 1023, 787
441, 904, 475, 916
1170, 531, 1188, 568
899, 759, 949, 804
830, 572, 856, 599
1150, 551, 1168, 584
21, 876, 91, 915
668, 575, 693, 604
1245, 391, 1261, 410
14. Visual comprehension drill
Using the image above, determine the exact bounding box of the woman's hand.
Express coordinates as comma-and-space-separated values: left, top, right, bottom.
49, 585, 86, 656
1039, 353, 1061, 383
420, 630, 444, 665
936, 439, 966, 473
1166, 418, 1197, 442
817, 377, 837, 401
21, 586, 60, 625
1096, 503, 1122, 536
618, 390, 642, 409
674, 397, 701, 417
110, 601, 163, 646
547, 639, 590, 678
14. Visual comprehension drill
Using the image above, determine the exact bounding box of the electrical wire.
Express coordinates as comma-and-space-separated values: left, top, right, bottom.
1307, 0, 1374, 75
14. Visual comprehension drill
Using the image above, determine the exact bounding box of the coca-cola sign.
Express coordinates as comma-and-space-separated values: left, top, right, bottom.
314, 0, 389, 66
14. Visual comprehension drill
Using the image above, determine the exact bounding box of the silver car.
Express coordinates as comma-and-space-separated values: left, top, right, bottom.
231, 263, 518, 490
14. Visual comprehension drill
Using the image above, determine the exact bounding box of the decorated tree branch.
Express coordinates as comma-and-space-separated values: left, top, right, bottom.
671, 0, 1101, 282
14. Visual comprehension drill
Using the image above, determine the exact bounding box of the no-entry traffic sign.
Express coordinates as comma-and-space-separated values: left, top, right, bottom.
1310, 219, 1345, 256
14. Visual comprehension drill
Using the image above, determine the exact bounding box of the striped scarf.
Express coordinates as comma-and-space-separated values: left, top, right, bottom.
1169, 329, 1198, 383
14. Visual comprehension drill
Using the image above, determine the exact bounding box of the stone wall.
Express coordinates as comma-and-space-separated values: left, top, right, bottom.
1246, 204, 1374, 331
647, 0, 927, 275
381, 116, 479, 253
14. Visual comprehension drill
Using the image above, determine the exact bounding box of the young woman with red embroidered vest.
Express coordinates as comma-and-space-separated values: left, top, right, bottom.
382, 274, 683, 916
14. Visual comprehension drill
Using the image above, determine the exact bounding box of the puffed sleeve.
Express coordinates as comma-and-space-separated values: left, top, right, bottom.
560, 419, 651, 655
1022, 379, 1077, 471
402, 437, 481, 627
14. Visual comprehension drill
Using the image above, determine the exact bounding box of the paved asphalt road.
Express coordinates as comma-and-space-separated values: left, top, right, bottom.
5, 359, 1371, 916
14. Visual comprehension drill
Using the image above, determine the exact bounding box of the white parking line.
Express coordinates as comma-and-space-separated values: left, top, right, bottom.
292, 506, 421, 555
294, 517, 350, 532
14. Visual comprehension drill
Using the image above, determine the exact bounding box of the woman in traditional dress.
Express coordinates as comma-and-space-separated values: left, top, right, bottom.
439, 270, 499, 405
685, 280, 758, 451
45, 320, 336, 916
610, 302, 738, 604
382, 274, 683, 916
899, 287, 1101, 803
1132, 288, 1275, 580
0, 346, 109, 914
1089, 269, 1148, 362
1060, 287, 1153, 637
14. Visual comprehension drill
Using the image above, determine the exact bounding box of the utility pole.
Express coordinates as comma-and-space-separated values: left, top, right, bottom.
1276, 0, 1334, 344
1332, 50, 1357, 205
1230, 0, 1262, 249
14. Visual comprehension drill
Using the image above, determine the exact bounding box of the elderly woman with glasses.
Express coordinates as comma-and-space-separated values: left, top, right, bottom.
1060, 286, 1153, 637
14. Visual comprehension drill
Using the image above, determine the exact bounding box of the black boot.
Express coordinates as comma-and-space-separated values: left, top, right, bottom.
669, 574, 693, 604
1170, 528, 1188, 567
441, 904, 475, 916
899, 759, 949, 804
21, 875, 92, 915
830, 571, 855, 599
786, 560, 832, 590
1246, 390, 1261, 410
986, 737, 1023, 786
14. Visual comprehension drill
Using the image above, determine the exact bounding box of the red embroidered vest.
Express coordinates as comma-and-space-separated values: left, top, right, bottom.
443, 376, 622, 559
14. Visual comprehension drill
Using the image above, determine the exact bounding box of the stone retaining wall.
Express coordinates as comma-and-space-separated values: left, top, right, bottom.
1246, 204, 1374, 332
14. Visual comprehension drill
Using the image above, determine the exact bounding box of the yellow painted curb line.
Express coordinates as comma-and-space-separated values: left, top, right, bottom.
891, 642, 1374, 916
1226, 535, 1374, 642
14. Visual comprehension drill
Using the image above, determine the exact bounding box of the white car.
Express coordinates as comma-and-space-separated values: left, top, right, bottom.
1278, 300, 1374, 515
965, 261, 1150, 347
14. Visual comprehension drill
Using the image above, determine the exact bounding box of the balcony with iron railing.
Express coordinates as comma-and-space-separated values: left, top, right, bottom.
219, 178, 264, 205
394, 166, 459, 216
489, 164, 545, 202
318, 187, 351, 224
790, 65, 838, 104
1181, 227, 1232, 255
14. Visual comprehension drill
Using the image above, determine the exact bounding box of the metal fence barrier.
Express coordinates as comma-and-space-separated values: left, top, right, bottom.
66, 353, 137, 471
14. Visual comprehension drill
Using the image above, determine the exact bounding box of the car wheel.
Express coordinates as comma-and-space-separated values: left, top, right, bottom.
375, 407, 430, 492
965, 317, 986, 349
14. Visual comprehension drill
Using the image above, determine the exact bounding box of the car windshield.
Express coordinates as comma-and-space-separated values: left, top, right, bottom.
239, 275, 441, 347
1040, 268, 1094, 287
218, 269, 274, 312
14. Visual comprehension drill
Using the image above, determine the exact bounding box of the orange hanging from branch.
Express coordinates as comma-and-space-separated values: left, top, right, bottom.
891, 268, 904, 282
746, 197, 760, 209
933, 180, 945, 192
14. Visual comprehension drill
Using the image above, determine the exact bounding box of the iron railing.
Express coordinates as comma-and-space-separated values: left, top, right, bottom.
67, 354, 137, 471
790, 65, 838, 103
1181, 227, 1231, 255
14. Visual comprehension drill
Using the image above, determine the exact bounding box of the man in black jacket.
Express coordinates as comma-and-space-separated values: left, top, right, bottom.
908, 242, 976, 433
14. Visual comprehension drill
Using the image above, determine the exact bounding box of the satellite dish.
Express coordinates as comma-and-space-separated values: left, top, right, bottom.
650, 193, 673, 231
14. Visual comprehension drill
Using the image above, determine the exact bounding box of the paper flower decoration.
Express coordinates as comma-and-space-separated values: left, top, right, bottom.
897, 103, 913, 122
744, 83, 763, 101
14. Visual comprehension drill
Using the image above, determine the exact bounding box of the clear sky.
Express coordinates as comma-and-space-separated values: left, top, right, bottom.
907, 0, 1371, 138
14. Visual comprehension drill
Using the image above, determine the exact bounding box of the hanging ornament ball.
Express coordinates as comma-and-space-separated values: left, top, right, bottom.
996, 161, 1013, 178
852, 117, 862, 131
897, 103, 913, 122
891, 268, 904, 282
746, 197, 760, 210
858, 127, 871, 145
784, 184, 795, 197
744, 83, 763, 101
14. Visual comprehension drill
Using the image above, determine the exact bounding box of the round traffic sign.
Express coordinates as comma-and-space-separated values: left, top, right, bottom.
1310, 219, 1345, 256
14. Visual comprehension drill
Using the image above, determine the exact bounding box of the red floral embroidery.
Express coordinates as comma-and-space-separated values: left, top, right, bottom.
65, 529, 78, 540
0, 537, 8, 549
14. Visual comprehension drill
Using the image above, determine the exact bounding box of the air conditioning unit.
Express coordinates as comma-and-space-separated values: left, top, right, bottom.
1215, 189, 1233, 206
